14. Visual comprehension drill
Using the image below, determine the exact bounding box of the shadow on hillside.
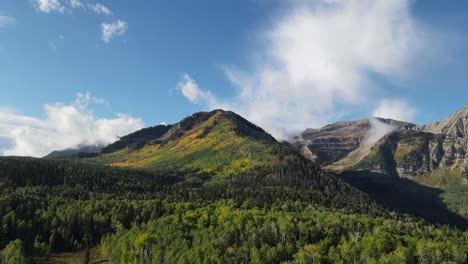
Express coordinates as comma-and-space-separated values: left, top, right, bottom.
337, 170, 467, 229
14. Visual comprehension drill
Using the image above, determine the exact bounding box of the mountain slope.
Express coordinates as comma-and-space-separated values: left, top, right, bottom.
4, 156, 467, 263
417, 106, 468, 175
89, 110, 286, 174
2, 111, 468, 262
292, 118, 415, 164
308, 107, 468, 225
44, 144, 104, 158
100, 124, 173, 154
335, 107, 468, 184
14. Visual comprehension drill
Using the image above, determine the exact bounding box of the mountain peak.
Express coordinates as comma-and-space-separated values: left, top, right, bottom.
158, 109, 277, 144
89, 110, 282, 173
325, 106, 468, 183
419, 106, 468, 136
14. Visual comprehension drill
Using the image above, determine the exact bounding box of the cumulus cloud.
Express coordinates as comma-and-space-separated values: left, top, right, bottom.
179, 0, 429, 139
33, 0, 65, 13
372, 98, 416, 122
0, 93, 144, 157
88, 4, 112, 16
0, 15, 16, 28
101, 20, 128, 43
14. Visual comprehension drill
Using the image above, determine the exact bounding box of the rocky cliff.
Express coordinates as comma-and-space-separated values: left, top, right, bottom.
417, 107, 468, 174
291, 118, 414, 165
336, 107, 467, 185
293, 107, 468, 185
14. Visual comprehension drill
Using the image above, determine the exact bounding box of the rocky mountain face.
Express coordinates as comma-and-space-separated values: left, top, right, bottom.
291, 118, 415, 165
355, 107, 467, 183
416, 107, 468, 173
350, 130, 440, 179
294, 107, 468, 185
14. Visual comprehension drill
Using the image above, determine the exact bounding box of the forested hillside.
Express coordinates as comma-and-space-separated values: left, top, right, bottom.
0, 157, 467, 263
2, 109, 468, 263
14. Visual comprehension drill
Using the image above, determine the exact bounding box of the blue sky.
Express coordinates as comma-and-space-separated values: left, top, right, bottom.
1, 0, 468, 156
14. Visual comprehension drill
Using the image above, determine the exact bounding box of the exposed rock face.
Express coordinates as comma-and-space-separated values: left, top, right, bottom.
292, 118, 414, 165
352, 130, 438, 177
292, 107, 467, 184
417, 107, 468, 174
333, 107, 468, 184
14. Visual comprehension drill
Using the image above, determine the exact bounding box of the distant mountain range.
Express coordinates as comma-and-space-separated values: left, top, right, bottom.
47, 106, 468, 187
25, 106, 468, 239
40, 108, 376, 214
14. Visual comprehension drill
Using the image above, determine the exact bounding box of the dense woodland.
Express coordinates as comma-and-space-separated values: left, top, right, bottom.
0, 157, 467, 263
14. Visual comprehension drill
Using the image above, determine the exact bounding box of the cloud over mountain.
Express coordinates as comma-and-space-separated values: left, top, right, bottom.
179, 0, 430, 139
0, 93, 143, 157
372, 98, 416, 122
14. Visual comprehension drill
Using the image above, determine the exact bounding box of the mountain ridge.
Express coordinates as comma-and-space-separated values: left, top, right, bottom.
292, 106, 468, 186
291, 117, 415, 165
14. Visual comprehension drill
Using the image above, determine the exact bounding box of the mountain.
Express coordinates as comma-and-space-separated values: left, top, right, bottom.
292, 107, 468, 185
332, 107, 468, 185
291, 118, 415, 165
291, 107, 468, 226
44, 144, 104, 158
100, 124, 173, 153
88, 109, 287, 174
2, 110, 468, 262
45, 124, 174, 158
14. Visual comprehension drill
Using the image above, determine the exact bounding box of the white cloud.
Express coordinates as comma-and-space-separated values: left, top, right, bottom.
88, 4, 112, 16
32, 1, 121, 44
179, 0, 428, 139
364, 117, 397, 145
0, 93, 144, 157
0, 15, 16, 28
177, 74, 217, 106
68, 0, 83, 8
101, 20, 128, 43
47, 0, 112, 16
34, 0, 65, 13
74, 91, 108, 108
372, 98, 416, 122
